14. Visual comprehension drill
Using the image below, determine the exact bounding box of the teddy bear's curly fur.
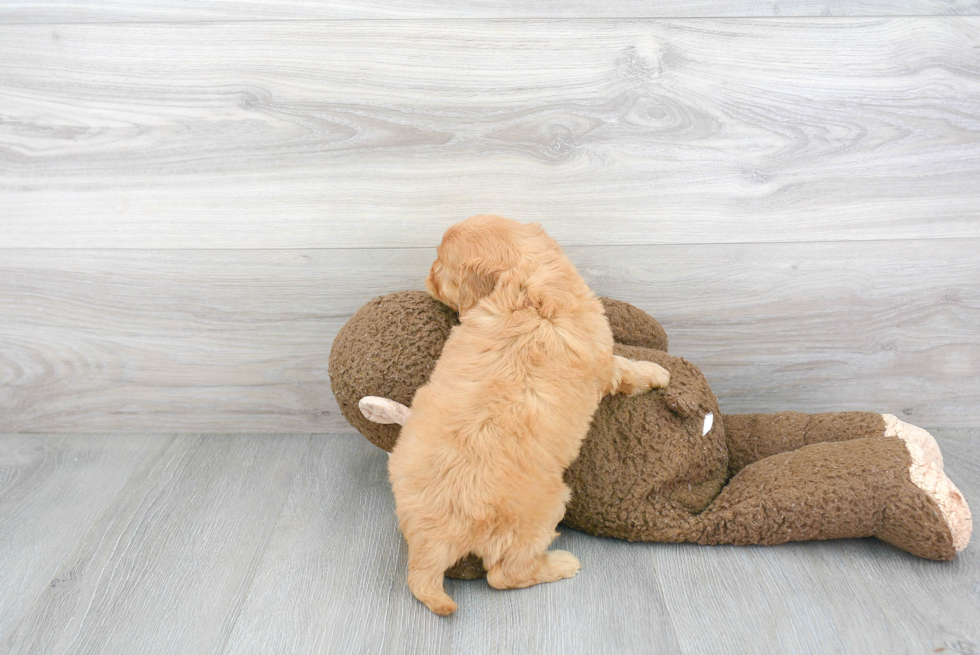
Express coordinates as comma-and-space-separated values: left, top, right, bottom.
329, 291, 972, 578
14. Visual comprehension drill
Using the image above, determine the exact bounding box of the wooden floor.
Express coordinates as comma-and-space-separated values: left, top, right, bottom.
0, 429, 976, 654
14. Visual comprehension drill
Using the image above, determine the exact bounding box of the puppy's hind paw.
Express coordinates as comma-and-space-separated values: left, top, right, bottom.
425, 597, 458, 616
541, 550, 582, 582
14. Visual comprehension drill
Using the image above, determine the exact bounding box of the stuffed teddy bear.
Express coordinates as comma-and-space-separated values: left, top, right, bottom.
329, 290, 972, 579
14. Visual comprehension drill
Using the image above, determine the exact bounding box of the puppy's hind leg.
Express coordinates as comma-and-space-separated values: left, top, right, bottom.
487, 549, 582, 590
484, 496, 581, 591
406, 537, 462, 616
605, 355, 670, 396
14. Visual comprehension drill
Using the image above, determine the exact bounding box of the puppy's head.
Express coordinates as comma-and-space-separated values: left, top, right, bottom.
426, 215, 539, 314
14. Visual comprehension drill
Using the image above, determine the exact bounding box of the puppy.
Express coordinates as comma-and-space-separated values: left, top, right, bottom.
388, 215, 670, 615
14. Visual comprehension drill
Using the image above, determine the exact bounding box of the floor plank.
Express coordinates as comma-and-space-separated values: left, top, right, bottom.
1, 433, 310, 655
846, 428, 980, 654
655, 542, 902, 654
223, 429, 979, 654
0, 433, 170, 639
2, 19, 979, 248
2, 239, 977, 432
656, 428, 980, 655
3, 0, 978, 23
222, 434, 453, 655
223, 434, 682, 655
0, 430, 974, 654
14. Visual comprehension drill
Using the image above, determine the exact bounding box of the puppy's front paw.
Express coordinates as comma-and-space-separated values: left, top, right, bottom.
631, 361, 670, 394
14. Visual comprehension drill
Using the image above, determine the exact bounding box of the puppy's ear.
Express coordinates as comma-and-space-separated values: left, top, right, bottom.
458, 257, 501, 313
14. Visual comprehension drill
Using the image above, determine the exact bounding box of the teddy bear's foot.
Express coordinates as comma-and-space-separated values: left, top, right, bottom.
881, 415, 972, 555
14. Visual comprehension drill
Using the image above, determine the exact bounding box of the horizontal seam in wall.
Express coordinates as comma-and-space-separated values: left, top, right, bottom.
1, 15, 979, 27
2, 234, 979, 253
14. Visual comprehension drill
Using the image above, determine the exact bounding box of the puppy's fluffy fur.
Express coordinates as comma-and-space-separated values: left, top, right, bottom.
389, 215, 670, 615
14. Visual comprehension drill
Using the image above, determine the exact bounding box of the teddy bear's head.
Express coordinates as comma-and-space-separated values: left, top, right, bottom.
329, 290, 673, 452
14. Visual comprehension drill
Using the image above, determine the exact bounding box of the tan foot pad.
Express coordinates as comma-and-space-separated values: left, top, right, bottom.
882, 414, 972, 552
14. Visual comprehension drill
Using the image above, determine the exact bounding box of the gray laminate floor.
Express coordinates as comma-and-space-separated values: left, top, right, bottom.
0, 430, 976, 655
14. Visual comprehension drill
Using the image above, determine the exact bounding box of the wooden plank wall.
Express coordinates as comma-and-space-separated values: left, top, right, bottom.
2, 0, 979, 21
1, 4, 978, 431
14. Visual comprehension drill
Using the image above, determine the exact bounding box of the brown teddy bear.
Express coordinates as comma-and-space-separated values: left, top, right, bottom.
329, 290, 972, 579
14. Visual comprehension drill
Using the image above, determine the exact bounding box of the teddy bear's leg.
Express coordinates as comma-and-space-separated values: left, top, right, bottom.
693, 435, 971, 560
721, 411, 887, 475
720, 411, 971, 554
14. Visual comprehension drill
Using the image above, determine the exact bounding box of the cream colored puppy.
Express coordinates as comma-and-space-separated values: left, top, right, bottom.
388, 215, 669, 615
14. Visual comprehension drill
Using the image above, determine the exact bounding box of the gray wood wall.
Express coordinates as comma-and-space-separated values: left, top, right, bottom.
2, 3, 978, 432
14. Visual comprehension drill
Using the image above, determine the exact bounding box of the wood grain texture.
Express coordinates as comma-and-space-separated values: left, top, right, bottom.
223, 434, 682, 654
221, 434, 422, 655
853, 428, 980, 653
656, 427, 980, 655
0, 433, 170, 638
1, 433, 310, 655
228, 429, 979, 655
655, 543, 907, 654
2, 19, 979, 248
3, 0, 979, 23
572, 240, 980, 425
2, 239, 977, 432
0, 248, 383, 433
0, 431, 975, 653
